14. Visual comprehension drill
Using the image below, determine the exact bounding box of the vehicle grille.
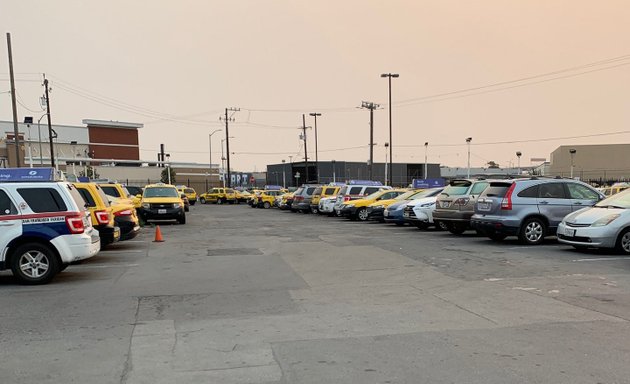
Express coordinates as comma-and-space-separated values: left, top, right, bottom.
565, 222, 591, 228
150, 203, 172, 209
404, 206, 416, 218
558, 234, 592, 242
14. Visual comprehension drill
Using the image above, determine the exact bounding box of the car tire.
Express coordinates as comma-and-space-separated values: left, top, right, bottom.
518, 217, 546, 245
200, 197, 206, 204
178, 215, 186, 224
10, 243, 59, 285
190, 201, 196, 206
263, 201, 271, 209
615, 228, 630, 255
356, 208, 368, 221
184, 205, 190, 212
436, 221, 448, 231
311, 207, 319, 214
416, 222, 428, 230
447, 222, 467, 235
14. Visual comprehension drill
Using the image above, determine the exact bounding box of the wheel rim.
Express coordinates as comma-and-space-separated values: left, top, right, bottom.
18, 251, 50, 279
439, 222, 448, 230
525, 221, 543, 242
621, 232, 630, 253
358, 209, 368, 221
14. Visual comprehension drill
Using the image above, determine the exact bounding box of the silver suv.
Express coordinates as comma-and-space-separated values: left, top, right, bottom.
432, 179, 490, 234
471, 178, 604, 244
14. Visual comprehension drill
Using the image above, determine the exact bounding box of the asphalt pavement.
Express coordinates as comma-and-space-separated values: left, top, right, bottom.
2, 203, 630, 383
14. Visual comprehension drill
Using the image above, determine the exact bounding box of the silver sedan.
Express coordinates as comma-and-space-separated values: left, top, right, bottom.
557, 188, 630, 254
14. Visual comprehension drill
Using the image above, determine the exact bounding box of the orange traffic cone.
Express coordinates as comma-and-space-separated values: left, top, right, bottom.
153, 225, 165, 242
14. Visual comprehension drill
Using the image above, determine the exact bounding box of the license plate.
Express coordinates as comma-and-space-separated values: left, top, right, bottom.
158, 209, 167, 214
478, 202, 491, 211
440, 201, 450, 208
562, 227, 576, 237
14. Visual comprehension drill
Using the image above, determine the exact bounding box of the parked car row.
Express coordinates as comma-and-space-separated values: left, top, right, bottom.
0, 168, 195, 285
252, 177, 630, 256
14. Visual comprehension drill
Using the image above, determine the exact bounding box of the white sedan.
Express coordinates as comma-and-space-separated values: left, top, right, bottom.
557, 188, 630, 254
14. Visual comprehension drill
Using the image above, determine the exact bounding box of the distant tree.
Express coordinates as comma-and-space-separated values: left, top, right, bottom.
487, 161, 500, 169
161, 167, 176, 184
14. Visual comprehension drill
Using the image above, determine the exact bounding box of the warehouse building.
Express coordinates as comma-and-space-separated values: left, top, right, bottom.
549, 144, 630, 183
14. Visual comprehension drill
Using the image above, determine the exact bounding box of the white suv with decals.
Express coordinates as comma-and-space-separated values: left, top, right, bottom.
0, 168, 100, 284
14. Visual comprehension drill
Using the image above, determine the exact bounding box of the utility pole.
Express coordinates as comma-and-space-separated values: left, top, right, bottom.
466, 137, 472, 178
42, 74, 56, 168
6, 33, 21, 167
381, 73, 399, 185
309, 113, 321, 183
301, 114, 309, 183
220, 108, 239, 188
361, 101, 379, 180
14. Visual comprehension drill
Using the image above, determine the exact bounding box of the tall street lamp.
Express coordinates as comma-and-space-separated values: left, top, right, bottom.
281, 159, 287, 188
424, 142, 429, 179
569, 148, 577, 178
384, 142, 389, 185
208, 129, 222, 172
516, 151, 522, 175
309, 113, 321, 183
466, 137, 472, 178
381, 73, 399, 185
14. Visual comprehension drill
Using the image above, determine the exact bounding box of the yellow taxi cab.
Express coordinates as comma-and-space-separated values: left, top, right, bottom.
104, 195, 141, 240
601, 183, 630, 197
278, 192, 295, 210
125, 185, 144, 209
339, 188, 408, 221
176, 185, 198, 205
310, 185, 341, 214
234, 189, 251, 203
246, 189, 263, 206
367, 189, 420, 222
199, 187, 237, 205
99, 183, 134, 206
138, 183, 186, 224
74, 182, 121, 248
254, 190, 285, 209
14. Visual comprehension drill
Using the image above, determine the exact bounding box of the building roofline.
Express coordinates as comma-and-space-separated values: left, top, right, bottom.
82, 119, 143, 129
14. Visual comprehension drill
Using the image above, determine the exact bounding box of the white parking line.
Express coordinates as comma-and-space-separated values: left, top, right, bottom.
573, 257, 630, 262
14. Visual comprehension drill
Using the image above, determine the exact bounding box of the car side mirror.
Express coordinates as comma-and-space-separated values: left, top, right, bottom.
135, 194, 141, 198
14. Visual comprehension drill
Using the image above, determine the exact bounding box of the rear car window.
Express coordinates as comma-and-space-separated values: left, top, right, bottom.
483, 183, 512, 197
442, 184, 470, 196
18, 187, 67, 213
364, 187, 381, 195
0, 189, 17, 215
76, 187, 96, 207
184, 188, 195, 194
323, 187, 337, 195
348, 187, 363, 195
101, 186, 121, 197
313, 187, 323, 195
470, 182, 489, 195
517, 185, 538, 198
306, 187, 317, 195
126, 186, 143, 195
539, 183, 566, 199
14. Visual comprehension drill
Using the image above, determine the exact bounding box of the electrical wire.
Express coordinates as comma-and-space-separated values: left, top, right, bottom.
16, 91, 44, 113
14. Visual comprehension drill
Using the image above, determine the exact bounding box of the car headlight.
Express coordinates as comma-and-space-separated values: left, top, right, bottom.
142, 203, 150, 209
173, 203, 182, 208
420, 202, 435, 208
591, 214, 620, 227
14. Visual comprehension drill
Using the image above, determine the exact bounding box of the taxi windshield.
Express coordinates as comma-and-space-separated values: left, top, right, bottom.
595, 189, 630, 209
144, 187, 179, 198
364, 190, 384, 200
395, 190, 418, 200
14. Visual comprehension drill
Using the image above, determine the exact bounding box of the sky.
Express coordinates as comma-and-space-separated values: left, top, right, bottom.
1, 0, 630, 172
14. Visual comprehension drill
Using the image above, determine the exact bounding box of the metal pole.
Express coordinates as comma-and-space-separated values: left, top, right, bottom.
7, 33, 21, 167
388, 76, 392, 185
384, 144, 388, 185
466, 137, 472, 178
43, 76, 55, 168
369, 107, 374, 180
27, 123, 33, 167
37, 116, 44, 165
225, 108, 231, 188
424, 142, 428, 178
302, 114, 309, 183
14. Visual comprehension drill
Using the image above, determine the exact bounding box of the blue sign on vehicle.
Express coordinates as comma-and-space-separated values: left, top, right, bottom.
264, 185, 284, 190
412, 178, 446, 189
0, 168, 57, 182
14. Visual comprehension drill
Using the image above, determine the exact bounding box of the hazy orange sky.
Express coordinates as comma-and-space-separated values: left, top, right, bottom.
1, 1, 630, 171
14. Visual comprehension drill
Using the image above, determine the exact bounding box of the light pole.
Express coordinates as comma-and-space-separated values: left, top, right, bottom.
424, 142, 429, 179
516, 151, 522, 175
281, 159, 286, 188
24, 117, 34, 168
360, 101, 379, 180
384, 142, 389, 185
381, 73, 399, 185
221, 137, 235, 187
332, 159, 336, 183
569, 149, 576, 178
466, 137, 472, 178
36, 114, 46, 165
309, 113, 321, 183
70, 141, 77, 176
208, 128, 222, 172
166, 153, 172, 184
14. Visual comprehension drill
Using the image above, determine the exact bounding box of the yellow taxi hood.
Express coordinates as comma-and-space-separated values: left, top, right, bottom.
343, 198, 374, 207
142, 197, 182, 204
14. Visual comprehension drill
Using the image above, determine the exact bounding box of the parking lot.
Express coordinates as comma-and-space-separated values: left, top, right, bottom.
2, 203, 630, 383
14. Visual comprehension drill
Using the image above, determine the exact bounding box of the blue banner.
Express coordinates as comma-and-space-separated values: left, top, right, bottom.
0, 168, 57, 182
412, 178, 446, 189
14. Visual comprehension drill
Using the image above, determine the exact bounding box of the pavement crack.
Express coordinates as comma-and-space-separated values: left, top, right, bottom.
120, 297, 140, 384
432, 293, 499, 325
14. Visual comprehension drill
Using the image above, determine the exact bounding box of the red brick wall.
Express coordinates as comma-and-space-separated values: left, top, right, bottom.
88, 127, 139, 160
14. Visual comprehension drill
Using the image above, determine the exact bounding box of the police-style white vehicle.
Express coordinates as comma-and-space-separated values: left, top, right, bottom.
0, 168, 100, 284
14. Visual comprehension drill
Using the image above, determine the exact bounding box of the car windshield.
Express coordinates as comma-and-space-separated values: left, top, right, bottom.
595, 189, 630, 209
144, 187, 179, 198
364, 190, 384, 200
395, 190, 419, 200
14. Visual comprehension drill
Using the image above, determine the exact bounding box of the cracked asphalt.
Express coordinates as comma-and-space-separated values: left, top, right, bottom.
2, 204, 630, 383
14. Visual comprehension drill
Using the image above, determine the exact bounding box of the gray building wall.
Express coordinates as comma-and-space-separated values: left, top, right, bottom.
549, 144, 630, 182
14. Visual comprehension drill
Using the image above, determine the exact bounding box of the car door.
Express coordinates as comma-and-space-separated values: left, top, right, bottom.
0, 189, 21, 261
536, 182, 572, 229
566, 183, 601, 211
